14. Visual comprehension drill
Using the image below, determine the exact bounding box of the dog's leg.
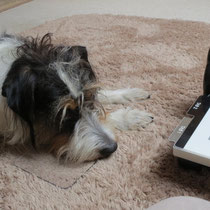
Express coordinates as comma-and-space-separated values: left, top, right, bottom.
107, 108, 153, 131
97, 88, 150, 104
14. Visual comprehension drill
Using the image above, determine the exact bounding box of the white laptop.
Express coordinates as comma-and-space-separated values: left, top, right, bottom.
169, 95, 210, 167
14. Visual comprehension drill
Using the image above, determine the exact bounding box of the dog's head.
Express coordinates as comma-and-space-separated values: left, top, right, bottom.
2, 34, 117, 162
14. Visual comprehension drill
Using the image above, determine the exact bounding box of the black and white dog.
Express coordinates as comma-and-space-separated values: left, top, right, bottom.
0, 33, 153, 162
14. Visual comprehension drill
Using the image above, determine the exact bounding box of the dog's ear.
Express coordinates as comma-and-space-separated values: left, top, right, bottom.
2, 63, 37, 124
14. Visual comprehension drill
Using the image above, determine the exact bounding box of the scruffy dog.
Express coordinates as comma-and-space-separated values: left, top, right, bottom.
0, 33, 153, 162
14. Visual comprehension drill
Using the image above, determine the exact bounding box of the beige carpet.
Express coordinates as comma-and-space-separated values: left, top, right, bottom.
0, 0, 32, 13
1, 14, 210, 209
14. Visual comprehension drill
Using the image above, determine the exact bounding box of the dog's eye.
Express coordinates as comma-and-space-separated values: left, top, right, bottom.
64, 107, 80, 120
59, 107, 80, 132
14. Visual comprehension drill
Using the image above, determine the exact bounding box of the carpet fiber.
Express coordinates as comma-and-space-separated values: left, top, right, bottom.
0, 0, 32, 13
1, 14, 210, 209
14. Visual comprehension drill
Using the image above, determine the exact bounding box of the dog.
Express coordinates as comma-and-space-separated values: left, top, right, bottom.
0, 33, 153, 162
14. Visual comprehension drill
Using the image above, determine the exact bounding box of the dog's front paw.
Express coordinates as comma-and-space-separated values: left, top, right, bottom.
109, 108, 153, 131
124, 108, 153, 130
121, 88, 150, 103
97, 88, 150, 104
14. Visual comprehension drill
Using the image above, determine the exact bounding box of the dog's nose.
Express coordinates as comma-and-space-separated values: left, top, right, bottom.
100, 142, 118, 158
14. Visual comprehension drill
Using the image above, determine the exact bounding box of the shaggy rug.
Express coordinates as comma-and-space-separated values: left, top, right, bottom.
1, 14, 210, 209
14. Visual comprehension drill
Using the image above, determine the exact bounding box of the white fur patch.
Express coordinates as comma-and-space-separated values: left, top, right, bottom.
97, 88, 150, 104
54, 63, 82, 98
108, 108, 153, 130
0, 36, 22, 86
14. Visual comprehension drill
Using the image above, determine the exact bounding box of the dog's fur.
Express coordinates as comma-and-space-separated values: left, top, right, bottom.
0, 33, 153, 162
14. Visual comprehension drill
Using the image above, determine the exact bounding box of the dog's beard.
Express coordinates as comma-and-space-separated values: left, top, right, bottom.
56, 110, 116, 163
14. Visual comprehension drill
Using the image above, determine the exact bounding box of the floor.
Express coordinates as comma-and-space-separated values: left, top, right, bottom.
0, 0, 210, 33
